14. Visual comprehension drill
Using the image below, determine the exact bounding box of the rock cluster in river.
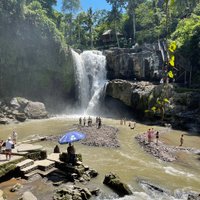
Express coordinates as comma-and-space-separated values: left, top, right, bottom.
46, 124, 120, 148
135, 133, 177, 162
77, 124, 120, 148
135, 133, 200, 162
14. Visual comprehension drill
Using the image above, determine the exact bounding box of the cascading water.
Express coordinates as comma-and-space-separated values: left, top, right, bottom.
71, 49, 107, 115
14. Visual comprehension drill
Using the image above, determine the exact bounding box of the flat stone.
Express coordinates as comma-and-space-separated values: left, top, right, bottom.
16, 144, 43, 152
34, 159, 55, 167
47, 153, 62, 163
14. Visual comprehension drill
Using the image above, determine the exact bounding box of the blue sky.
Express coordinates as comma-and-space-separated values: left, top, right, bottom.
55, 0, 111, 12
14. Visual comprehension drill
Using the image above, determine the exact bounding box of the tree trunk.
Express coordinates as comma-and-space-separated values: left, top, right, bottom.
114, 21, 120, 48
132, 11, 136, 43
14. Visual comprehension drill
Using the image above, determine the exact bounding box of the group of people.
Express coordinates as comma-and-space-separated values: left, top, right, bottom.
0, 131, 17, 161
146, 128, 185, 147
78, 116, 102, 128
120, 118, 136, 130
146, 128, 160, 145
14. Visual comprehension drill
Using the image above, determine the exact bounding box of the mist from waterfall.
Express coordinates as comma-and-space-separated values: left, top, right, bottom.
71, 50, 107, 115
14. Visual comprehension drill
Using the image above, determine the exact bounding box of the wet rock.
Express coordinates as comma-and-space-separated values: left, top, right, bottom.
188, 194, 200, 200
103, 172, 132, 197
15, 113, 26, 122
139, 180, 167, 193
89, 188, 100, 196
87, 169, 98, 178
0, 118, 9, 124
81, 188, 92, 199
53, 186, 94, 200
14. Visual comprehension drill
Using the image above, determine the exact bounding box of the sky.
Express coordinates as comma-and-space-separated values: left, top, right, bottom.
55, 0, 111, 12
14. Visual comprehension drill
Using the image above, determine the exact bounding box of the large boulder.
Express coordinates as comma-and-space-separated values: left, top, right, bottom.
24, 101, 48, 119
103, 173, 132, 197
106, 79, 155, 112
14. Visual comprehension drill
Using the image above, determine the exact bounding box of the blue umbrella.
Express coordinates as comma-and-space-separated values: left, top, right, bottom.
58, 131, 86, 144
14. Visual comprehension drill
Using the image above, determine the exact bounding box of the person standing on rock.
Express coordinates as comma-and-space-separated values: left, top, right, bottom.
5, 137, 14, 160
179, 134, 184, 146
12, 131, 17, 144
155, 131, 159, 145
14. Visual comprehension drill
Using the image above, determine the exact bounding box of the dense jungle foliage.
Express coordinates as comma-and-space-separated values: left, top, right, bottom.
0, 0, 200, 105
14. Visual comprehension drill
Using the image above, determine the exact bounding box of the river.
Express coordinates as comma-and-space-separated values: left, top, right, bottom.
0, 116, 200, 200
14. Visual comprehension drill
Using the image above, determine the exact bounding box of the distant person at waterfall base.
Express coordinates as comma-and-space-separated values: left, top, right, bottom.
12, 131, 17, 144
5, 137, 14, 160
179, 134, 184, 147
98, 117, 102, 129
79, 117, 82, 125
67, 143, 76, 165
83, 117, 86, 126
155, 131, 159, 145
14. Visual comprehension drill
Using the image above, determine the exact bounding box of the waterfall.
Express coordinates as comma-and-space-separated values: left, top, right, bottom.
71, 49, 107, 115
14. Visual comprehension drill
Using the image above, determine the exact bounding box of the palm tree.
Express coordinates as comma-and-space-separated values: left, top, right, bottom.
62, 0, 80, 45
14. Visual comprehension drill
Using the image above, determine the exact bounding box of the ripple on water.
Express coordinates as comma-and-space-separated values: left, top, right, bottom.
163, 166, 197, 179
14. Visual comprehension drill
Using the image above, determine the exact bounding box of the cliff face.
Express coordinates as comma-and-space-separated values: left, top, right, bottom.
106, 80, 156, 114
105, 46, 162, 81
106, 80, 200, 132
0, 1, 75, 110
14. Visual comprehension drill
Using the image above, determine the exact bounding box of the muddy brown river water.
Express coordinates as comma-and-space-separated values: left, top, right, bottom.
0, 116, 200, 200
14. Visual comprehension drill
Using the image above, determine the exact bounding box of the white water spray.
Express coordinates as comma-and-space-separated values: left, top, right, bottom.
71, 50, 107, 114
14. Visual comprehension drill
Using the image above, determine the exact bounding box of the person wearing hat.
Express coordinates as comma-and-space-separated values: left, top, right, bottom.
5, 137, 14, 160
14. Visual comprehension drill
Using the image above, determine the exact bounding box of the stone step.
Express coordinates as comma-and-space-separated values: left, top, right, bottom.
24, 167, 57, 180
35, 160, 55, 171
21, 163, 38, 174
16, 159, 34, 170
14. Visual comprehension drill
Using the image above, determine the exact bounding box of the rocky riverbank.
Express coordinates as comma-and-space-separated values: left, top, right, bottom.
135, 133, 200, 162
106, 80, 200, 132
45, 124, 120, 148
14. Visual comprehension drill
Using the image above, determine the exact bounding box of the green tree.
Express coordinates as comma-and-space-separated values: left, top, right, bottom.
62, 0, 80, 45
106, 0, 125, 47
87, 7, 94, 48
